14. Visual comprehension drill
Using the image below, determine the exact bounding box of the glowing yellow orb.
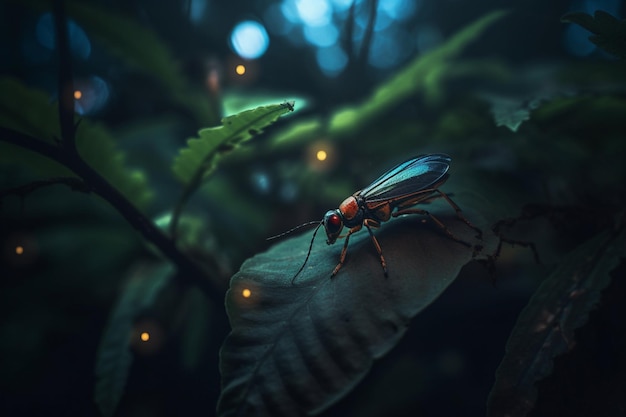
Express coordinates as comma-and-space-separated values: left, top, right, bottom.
235, 64, 246, 75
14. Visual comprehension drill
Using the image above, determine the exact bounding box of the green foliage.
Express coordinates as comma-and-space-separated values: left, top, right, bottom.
95, 263, 173, 417
172, 102, 294, 184
269, 10, 509, 148
0, 77, 153, 207
218, 204, 496, 417
562, 10, 626, 58
488, 228, 626, 417
330, 10, 508, 128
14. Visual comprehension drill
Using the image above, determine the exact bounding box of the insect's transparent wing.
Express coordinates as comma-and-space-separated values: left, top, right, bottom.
360, 154, 450, 202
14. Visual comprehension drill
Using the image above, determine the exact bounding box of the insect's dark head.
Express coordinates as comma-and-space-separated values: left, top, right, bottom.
323, 209, 344, 244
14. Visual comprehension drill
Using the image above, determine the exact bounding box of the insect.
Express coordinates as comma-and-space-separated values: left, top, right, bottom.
270, 154, 482, 283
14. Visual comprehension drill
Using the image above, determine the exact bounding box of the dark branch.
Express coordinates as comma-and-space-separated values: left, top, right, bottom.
0, 177, 90, 201
0, 127, 67, 163
0, 126, 222, 303
357, 0, 379, 67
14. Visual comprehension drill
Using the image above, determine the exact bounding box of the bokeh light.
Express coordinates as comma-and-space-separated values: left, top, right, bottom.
329, 0, 353, 13
35, 12, 91, 59
303, 24, 339, 47
379, 0, 421, 21
307, 140, 337, 171
250, 170, 272, 194
316, 45, 348, 77
368, 27, 411, 69
230, 21, 270, 59
355, 7, 393, 32
293, 0, 332, 26
3, 234, 38, 268
264, 3, 295, 36
73, 76, 110, 115
263, 0, 431, 76
279, 181, 299, 202
132, 320, 163, 355
233, 282, 260, 307
235, 64, 246, 75
188, 0, 209, 23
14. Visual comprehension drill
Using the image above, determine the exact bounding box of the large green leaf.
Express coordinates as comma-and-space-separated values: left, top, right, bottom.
172, 102, 294, 184
94, 263, 172, 417
218, 203, 496, 416
0, 77, 153, 207
487, 227, 626, 417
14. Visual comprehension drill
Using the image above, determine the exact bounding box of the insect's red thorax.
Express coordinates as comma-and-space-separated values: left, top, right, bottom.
339, 196, 359, 220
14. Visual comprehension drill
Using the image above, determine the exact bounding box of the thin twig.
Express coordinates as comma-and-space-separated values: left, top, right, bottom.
0, 177, 90, 200
52, 0, 77, 150
357, 0, 379, 67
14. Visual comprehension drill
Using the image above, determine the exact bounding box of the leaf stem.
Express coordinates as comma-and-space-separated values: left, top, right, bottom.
169, 158, 208, 239
170, 102, 294, 237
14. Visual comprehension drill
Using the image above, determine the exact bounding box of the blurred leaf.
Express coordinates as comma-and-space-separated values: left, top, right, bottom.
483, 92, 554, 132
562, 10, 626, 59
489, 96, 532, 132
18, 0, 219, 125
328, 10, 508, 135
218, 204, 496, 417
94, 263, 173, 417
223, 91, 309, 116
0, 77, 153, 207
487, 227, 626, 417
172, 102, 294, 184
268, 10, 509, 148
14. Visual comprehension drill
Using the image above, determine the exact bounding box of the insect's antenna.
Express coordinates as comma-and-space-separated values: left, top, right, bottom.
267, 220, 321, 241
291, 223, 322, 284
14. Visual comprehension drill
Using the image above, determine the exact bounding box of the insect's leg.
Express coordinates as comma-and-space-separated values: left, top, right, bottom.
433, 189, 483, 239
363, 219, 388, 277
393, 207, 472, 248
331, 225, 361, 277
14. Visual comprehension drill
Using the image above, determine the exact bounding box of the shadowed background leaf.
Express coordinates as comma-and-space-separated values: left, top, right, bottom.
487, 227, 626, 417
94, 263, 173, 417
561, 11, 626, 59
218, 203, 497, 417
